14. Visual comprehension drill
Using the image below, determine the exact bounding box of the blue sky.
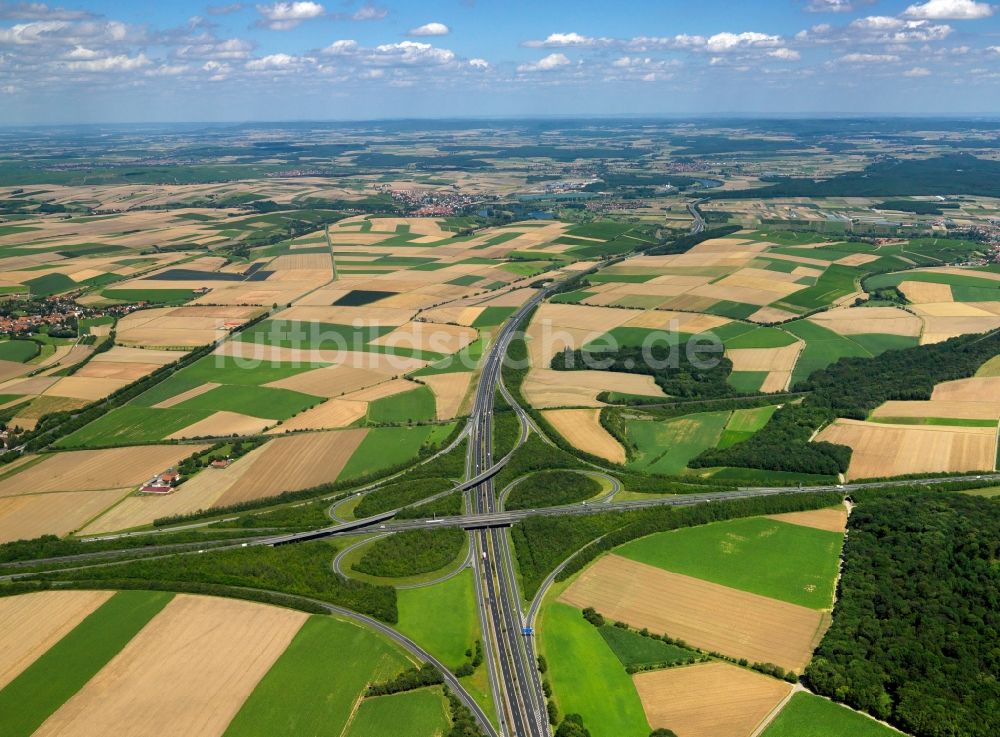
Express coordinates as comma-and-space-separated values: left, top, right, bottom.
1, 0, 1000, 123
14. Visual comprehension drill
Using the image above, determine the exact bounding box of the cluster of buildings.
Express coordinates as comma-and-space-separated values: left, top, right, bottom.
0, 297, 140, 338
380, 186, 483, 216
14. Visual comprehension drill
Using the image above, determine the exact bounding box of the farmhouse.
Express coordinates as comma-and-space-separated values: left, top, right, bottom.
138, 467, 181, 494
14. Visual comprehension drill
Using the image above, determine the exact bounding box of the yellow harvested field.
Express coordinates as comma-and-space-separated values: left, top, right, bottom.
532, 303, 636, 332
913, 302, 995, 317
560, 555, 827, 672
919, 315, 1000, 344
749, 306, 801, 324
898, 280, 954, 303
816, 419, 998, 480
622, 310, 730, 333
0, 488, 131, 542
421, 372, 473, 420
691, 279, 803, 306
872, 399, 1000, 420
0, 591, 115, 689
72, 361, 163, 381
634, 663, 793, 737
523, 368, 665, 409
0, 359, 33, 383
90, 346, 179, 364
688, 238, 769, 254
808, 306, 922, 337
932, 376, 1000, 401
0, 445, 209, 497
152, 382, 220, 409
80, 442, 275, 534
369, 321, 477, 354
543, 408, 625, 463
525, 322, 598, 369
166, 411, 272, 439
767, 506, 848, 533
976, 355, 1000, 377
342, 378, 420, 402
116, 306, 261, 347
267, 399, 368, 432
13, 395, 88, 420
836, 252, 880, 266
214, 429, 367, 507
728, 342, 803, 393
43, 376, 127, 401
264, 364, 386, 398
33, 595, 307, 737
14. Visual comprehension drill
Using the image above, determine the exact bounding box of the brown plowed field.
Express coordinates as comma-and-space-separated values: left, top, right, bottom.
0, 590, 114, 689
32, 594, 307, 737
633, 662, 793, 737
559, 555, 827, 672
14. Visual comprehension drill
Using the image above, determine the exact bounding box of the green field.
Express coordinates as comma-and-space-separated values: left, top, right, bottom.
0, 590, 174, 737
718, 405, 778, 448
367, 385, 437, 424
174, 384, 319, 421
55, 405, 211, 447
625, 411, 730, 475
761, 692, 901, 737
597, 625, 698, 668
727, 370, 769, 393
223, 616, 410, 737
539, 600, 649, 737
784, 320, 871, 386
102, 288, 197, 304
0, 339, 39, 362
724, 327, 798, 349
615, 516, 843, 609
343, 689, 450, 737
396, 569, 479, 669
338, 425, 445, 481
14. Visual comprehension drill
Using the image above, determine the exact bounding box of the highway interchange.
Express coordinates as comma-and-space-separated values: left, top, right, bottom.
11, 203, 1000, 737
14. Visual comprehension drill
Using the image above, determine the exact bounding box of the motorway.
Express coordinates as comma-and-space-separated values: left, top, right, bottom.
466, 288, 549, 737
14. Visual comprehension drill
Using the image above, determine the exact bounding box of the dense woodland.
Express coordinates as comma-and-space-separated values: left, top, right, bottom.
693, 329, 1000, 475
806, 490, 1000, 737
29, 539, 399, 622
551, 343, 733, 399
352, 528, 465, 578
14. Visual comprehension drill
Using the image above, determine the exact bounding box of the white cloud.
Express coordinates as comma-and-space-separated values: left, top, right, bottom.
768, 47, 801, 60
517, 52, 571, 72
246, 52, 300, 70
844, 15, 954, 41
176, 36, 253, 60
902, 0, 994, 20
0, 3, 91, 20
903, 65, 932, 75
370, 40, 454, 65
1, 84, 17, 93
840, 52, 901, 62
524, 32, 604, 48
0, 20, 68, 44
64, 52, 150, 71
352, 3, 387, 21
704, 31, 782, 52
255, 1, 323, 30
408, 22, 449, 37
469, 57, 488, 69
322, 39, 358, 56
207, 3, 244, 15
202, 59, 231, 80
146, 63, 188, 76
805, 0, 859, 11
